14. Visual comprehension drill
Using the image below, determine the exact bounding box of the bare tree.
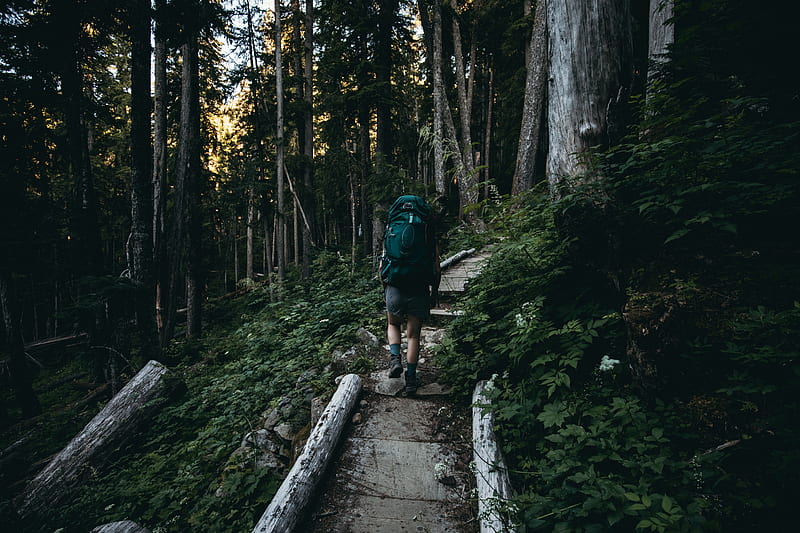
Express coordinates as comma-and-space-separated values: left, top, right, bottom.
275, 0, 286, 287
153, 0, 168, 336
511, 0, 548, 195
302, 0, 314, 279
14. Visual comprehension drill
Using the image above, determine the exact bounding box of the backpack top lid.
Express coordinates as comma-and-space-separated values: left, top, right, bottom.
387, 195, 431, 221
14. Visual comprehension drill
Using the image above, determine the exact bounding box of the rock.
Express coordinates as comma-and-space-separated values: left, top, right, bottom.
262, 408, 281, 430
311, 396, 327, 427
229, 445, 283, 471
359, 399, 368, 409
295, 369, 318, 389
332, 347, 358, 374
352, 413, 363, 424
91, 521, 151, 533
241, 429, 279, 451
423, 328, 446, 345
368, 370, 405, 396
356, 327, 380, 347
274, 423, 296, 442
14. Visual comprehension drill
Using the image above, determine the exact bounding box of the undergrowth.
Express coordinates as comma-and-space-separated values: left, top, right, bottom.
7, 251, 384, 533
437, 52, 800, 530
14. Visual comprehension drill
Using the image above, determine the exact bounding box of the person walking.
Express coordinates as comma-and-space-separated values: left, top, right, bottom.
379, 195, 441, 395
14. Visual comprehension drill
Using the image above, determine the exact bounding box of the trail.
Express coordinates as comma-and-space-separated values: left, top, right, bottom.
258, 249, 497, 533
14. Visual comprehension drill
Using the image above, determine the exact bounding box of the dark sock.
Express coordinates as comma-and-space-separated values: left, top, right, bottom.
390, 344, 401, 357
406, 362, 417, 376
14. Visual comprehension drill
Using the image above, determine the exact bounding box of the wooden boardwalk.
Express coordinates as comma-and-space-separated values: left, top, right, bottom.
255, 249, 512, 533
438, 250, 491, 294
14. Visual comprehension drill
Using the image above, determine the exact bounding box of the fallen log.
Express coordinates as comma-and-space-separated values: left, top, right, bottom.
252, 373, 362, 533
91, 520, 151, 533
439, 248, 476, 271
23, 333, 89, 354
473, 380, 517, 533
17, 360, 174, 518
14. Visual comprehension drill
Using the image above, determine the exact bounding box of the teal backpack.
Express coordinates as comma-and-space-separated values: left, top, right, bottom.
381, 195, 435, 289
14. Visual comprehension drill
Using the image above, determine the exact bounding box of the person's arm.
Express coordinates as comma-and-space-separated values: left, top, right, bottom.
430, 241, 441, 307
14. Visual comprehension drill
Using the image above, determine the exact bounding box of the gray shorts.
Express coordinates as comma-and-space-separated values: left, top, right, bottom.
385, 285, 430, 321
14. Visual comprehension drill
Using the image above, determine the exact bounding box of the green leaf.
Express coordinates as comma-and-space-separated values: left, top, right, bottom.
624, 492, 641, 502
537, 401, 569, 428
664, 229, 689, 244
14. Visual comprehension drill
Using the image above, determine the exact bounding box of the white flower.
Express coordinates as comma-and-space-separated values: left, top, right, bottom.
434, 462, 449, 480
515, 313, 526, 327
599, 355, 621, 372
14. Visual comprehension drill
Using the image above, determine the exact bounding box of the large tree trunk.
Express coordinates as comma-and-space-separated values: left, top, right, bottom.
252, 374, 362, 533
275, 0, 286, 288
177, 12, 204, 340
17, 361, 174, 518
546, 0, 632, 195
153, 0, 168, 337
511, 0, 548, 195
128, 0, 160, 360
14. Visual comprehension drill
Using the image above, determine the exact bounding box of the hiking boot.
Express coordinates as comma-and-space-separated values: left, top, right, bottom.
404, 372, 418, 395
388, 356, 403, 378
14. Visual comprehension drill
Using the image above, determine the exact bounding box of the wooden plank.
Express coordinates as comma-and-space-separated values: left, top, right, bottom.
252, 373, 362, 533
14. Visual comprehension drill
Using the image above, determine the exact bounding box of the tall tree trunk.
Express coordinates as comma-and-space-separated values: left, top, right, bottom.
153, 0, 168, 336
419, 0, 446, 195
59, 1, 102, 275
647, 0, 674, 83
0, 270, 41, 418
184, 30, 203, 340
448, 0, 478, 211
129, 0, 160, 360
511, 0, 548, 195
275, 0, 286, 288
302, 0, 314, 279
375, 0, 398, 162
483, 61, 494, 196
246, 187, 255, 279
546, 0, 632, 194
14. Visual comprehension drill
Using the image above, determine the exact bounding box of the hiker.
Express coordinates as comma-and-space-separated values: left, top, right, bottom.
379, 195, 441, 395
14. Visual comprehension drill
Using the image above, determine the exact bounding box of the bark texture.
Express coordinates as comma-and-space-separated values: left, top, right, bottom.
153, 0, 168, 336
252, 374, 362, 533
18, 361, 173, 518
275, 0, 286, 285
546, 0, 632, 193
648, 0, 674, 66
512, 0, 548, 195
128, 0, 159, 359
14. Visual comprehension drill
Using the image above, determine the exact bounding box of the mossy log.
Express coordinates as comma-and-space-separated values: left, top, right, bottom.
17, 360, 173, 518
252, 373, 362, 533
473, 380, 517, 533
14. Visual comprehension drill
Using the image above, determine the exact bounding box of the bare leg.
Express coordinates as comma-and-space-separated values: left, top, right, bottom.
387, 312, 402, 346
405, 314, 422, 365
